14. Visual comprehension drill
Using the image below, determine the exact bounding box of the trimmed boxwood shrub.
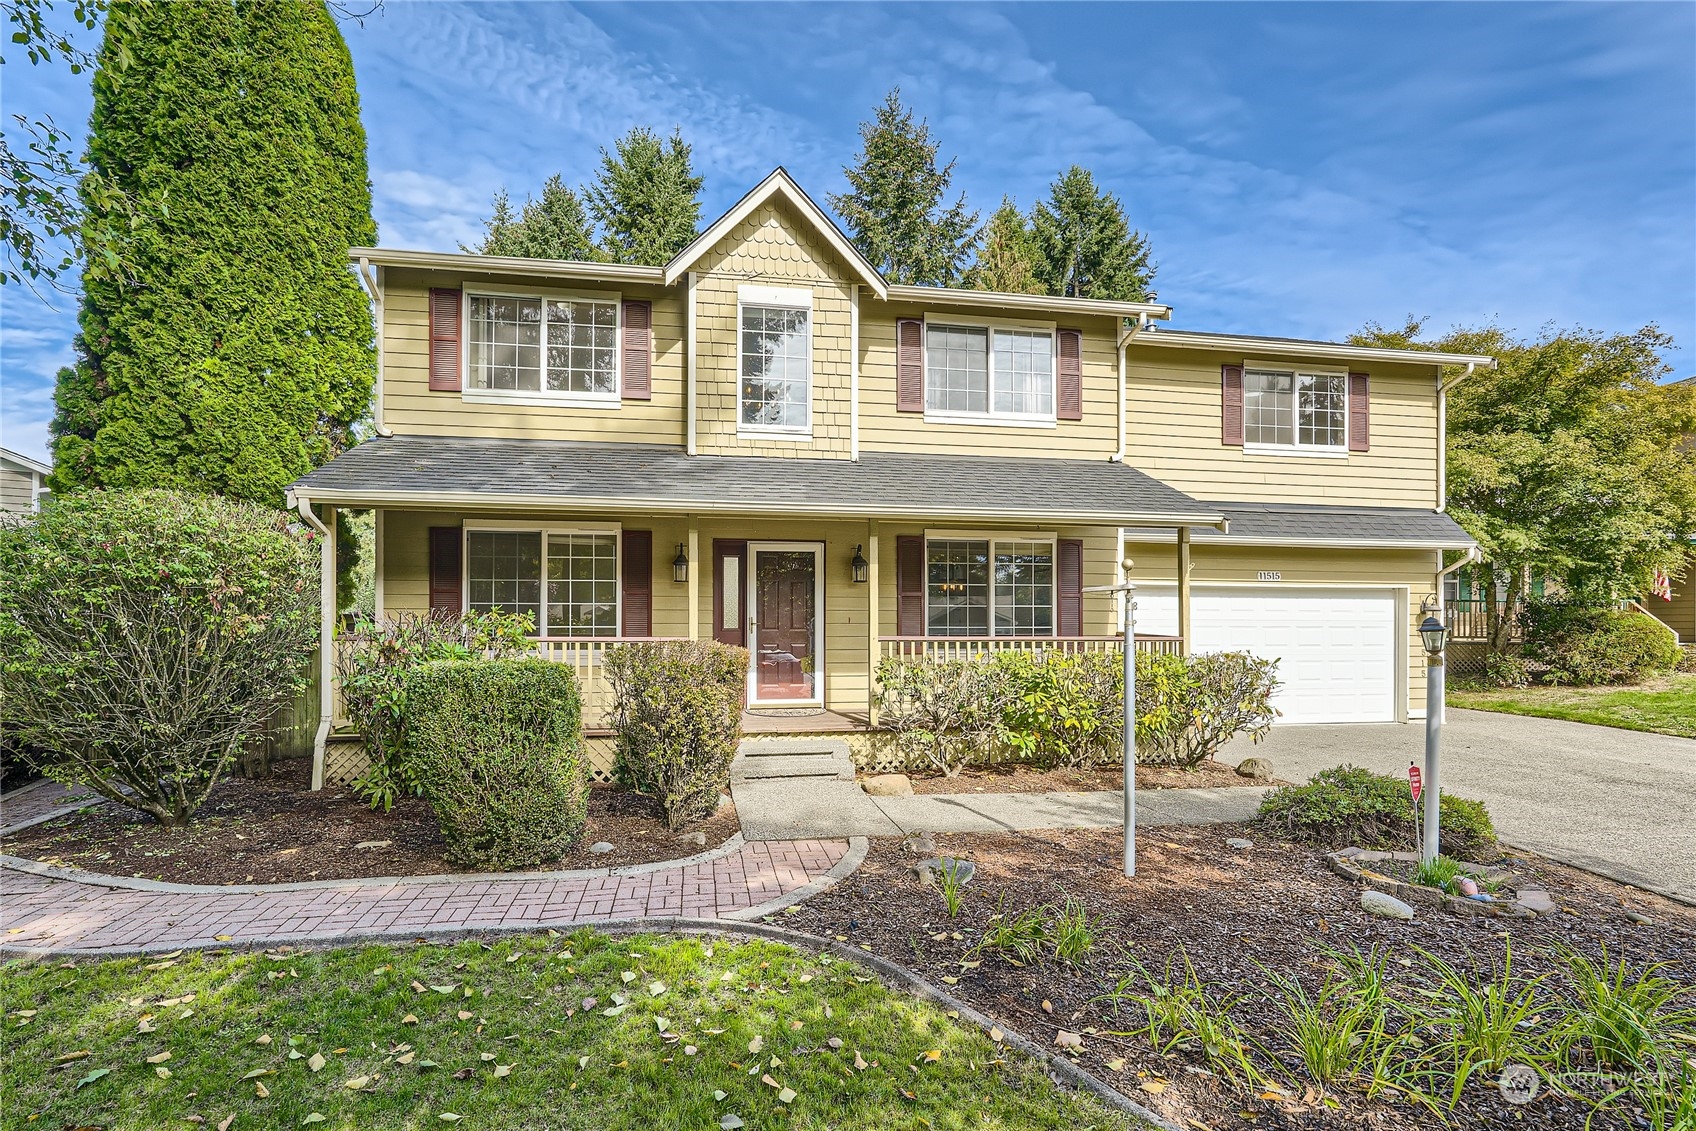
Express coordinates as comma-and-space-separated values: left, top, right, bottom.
1254, 765, 1497, 862
605, 640, 748, 830
1521, 602, 1681, 685
0, 489, 318, 827
403, 659, 587, 870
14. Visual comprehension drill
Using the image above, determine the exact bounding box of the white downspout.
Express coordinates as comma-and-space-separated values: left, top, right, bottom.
1112, 313, 1150, 463
685, 271, 698, 456
849, 283, 861, 461
357, 257, 392, 438
293, 492, 336, 790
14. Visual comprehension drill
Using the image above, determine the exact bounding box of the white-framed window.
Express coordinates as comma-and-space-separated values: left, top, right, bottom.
1243, 363, 1347, 452
464, 285, 620, 405
464, 525, 620, 637
924, 534, 1056, 637
924, 317, 1056, 425
739, 284, 813, 436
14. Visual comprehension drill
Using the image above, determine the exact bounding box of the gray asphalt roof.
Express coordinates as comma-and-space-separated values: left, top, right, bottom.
289, 435, 1224, 525
1126, 499, 1476, 547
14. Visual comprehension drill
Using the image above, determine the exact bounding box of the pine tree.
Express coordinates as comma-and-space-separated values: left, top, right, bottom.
585, 127, 702, 266
1030, 166, 1155, 302
964, 197, 1042, 294
829, 89, 978, 286
466, 175, 598, 260
49, 0, 376, 505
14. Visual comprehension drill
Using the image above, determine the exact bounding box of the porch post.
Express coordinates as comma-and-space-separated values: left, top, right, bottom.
312, 505, 336, 791
867, 520, 880, 727
1177, 526, 1193, 657
687, 519, 700, 640
372, 508, 385, 621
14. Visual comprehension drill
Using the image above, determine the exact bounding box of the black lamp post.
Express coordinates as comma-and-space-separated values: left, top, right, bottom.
850, 544, 869, 584
1418, 614, 1449, 863
672, 543, 689, 584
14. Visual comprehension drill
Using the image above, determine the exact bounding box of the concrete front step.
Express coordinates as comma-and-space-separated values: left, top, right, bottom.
730, 737, 856, 786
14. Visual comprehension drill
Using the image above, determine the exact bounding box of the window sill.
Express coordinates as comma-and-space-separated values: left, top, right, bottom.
462, 389, 622, 410
923, 411, 1058, 430
737, 426, 814, 442
1241, 443, 1349, 460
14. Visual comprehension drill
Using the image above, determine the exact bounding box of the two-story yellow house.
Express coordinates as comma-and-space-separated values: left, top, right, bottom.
288, 169, 1493, 786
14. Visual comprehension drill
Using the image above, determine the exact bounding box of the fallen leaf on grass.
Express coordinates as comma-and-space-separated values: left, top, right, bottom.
748, 1035, 764, 1054
479, 1052, 497, 1062
601, 1005, 627, 1017
712, 1089, 728, 1101
493, 1064, 512, 1078
254, 1034, 272, 1045
344, 1076, 370, 1090
430, 985, 457, 995
621, 971, 637, 984
395, 1052, 415, 1066
307, 1053, 326, 1072
254, 1082, 270, 1098
577, 1056, 590, 1069
217, 1117, 235, 1131
154, 1067, 171, 1079
300, 1115, 325, 1126
777, 1087, 796, 1104
146, 1052, 172, 1065
648, 981, 666, 996
438, 1115, 462, 1123
401, 1014, 418, 1025
683, 1045, 697, 1056
456, 1010, 474, 1021
920, 1049, 942, 1062
75, 1068, 110, 1088
719, 1117, 744, 1130
797, 974, 813, 984
988, 1027, 1003, 1043
853, 1052, 868, 1071
826, 1037, 843, 1050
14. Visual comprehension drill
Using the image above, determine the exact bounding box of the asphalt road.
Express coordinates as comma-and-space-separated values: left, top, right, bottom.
1225, 709, 1696, 904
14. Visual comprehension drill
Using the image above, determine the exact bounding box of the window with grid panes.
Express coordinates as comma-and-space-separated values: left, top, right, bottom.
925, 538, 1055, 636
1243, 368, 1346, 449
466, 531, 618, 636
740, 304, 811, 430
467, 294, 618, 396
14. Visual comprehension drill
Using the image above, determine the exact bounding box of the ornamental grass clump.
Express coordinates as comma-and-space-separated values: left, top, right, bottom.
403, 659, 587, 870
0, 489, 319, 827
605, 640, 748, 830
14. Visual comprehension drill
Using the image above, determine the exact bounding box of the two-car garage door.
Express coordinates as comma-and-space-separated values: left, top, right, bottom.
1132, 586, 1401, 724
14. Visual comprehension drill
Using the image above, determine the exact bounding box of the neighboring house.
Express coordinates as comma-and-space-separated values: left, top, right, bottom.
0, 447, 50, 513
288, 169, 1493, 779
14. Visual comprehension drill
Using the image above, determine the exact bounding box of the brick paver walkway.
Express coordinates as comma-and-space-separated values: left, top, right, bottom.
0, 838, 860, 955
0, 779, 100, 829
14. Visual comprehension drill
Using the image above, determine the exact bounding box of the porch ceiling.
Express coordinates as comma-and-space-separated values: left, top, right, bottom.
287, 435, 1225, 527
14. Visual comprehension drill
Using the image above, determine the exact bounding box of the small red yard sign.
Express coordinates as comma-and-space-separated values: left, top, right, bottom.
1408, 765, 1423, 802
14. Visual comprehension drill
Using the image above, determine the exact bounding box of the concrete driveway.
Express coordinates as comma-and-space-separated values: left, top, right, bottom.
1225, 709, 1696, 903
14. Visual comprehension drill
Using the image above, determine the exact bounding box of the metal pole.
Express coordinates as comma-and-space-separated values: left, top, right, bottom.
1122, 584, 1137, 878
1422, 651, 1443, 863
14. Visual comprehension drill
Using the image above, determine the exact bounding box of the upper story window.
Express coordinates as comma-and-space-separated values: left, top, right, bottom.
467, 289, 619, 402
925, 536, 1055, 637
738, 284, 813, 436
925, 320, 1055, 423
1243, 367, 1346, 451
465, 527, 619, 637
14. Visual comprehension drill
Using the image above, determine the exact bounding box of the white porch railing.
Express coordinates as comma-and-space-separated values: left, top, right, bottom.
877, 635, 1183, 662
531, 637, 688, 731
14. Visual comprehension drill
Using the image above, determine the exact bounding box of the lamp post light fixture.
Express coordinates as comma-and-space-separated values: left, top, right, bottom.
850, 544, 869, 584
672, 543, 689, 584
1418, 614, 1450, 863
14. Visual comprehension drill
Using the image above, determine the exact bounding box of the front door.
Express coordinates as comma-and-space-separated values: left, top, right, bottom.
748, 544, 821, 704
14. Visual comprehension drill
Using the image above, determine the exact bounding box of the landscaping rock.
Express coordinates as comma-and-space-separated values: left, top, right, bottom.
676, 830, 707, 848
1625, 909, 1655, 925
903, 831, 938, 856
1225, 837, 1253, 851
1360, 890, 1416, 920
587, 842, 616, 855
915, 857, 975, 887
1235, 756, 1274, 781
1514, 888, 1556, 915
352, 840, 392, 850
862, 773, 913, 797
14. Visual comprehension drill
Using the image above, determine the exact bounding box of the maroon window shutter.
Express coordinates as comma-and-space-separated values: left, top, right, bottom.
1221, 363, 1244, 446
712, 539, 748, 646
895, 535, 925, 635
1057, 539, 1083, 636
896, 319, 924, 412
1057, 329, 1083, 421
621, 530, 653, 637
621, 300, 652, 401
428, 288, 462, 392
1348, 371, 1371, 452
428, 527, 462, 614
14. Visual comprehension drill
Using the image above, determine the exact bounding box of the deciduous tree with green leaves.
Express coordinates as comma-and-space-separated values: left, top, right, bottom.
1030, 165, 1155, 302
1352, 318, 1696, 651
829, 88, 978, 286
585, 126, 702, 266
465, 174, 598, 261
963, 197, 1042, 295
48, 0, 376, 505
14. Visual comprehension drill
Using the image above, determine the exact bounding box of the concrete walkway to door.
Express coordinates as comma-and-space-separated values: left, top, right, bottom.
1224, 708, 1696, 904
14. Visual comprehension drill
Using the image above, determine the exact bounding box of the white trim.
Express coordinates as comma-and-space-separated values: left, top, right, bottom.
888, 283, 1168, 321
1121, 531, 1477, 551
373, 509, 385, 619
746, 541, 827, 707
924, 311, 1056, 333
736, 290, 814, 439
1139, 329, 1496, 368
0, 447, 51, 477
1242, 442, 1349, 460
349, 246, 663, 284
922, 315, 1059, 426
461, 521, 624, 637
685, 271, 698, 456
664, 169, 888, 297
921, 532, 1060, 639
461, 284, 623, 407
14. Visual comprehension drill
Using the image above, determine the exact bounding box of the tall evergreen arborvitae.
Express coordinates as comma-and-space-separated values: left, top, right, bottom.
585, 127, 703, 266
829, 89, 978, 286
1030, 165, 1155, 302
49, 0, 376, 504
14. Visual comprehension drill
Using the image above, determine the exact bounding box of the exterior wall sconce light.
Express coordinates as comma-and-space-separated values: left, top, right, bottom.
672, 543, 689, 584
850, 544, 869, 584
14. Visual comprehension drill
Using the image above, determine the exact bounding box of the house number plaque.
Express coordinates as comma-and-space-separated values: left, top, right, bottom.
1257, 570, 1282, 582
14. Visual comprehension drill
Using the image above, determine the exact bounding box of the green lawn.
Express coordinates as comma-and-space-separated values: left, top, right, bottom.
1449, 672, 1696, 738
1, 930, 1139, 1131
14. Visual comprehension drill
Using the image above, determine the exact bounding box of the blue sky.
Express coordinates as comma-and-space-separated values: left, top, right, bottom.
4, 1, 1693, 463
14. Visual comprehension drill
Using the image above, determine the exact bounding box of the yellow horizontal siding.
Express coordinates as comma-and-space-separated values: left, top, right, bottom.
1125, 347, 1441, 507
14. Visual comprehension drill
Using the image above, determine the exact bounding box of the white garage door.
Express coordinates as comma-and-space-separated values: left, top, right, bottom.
1133, 586, 1399, 724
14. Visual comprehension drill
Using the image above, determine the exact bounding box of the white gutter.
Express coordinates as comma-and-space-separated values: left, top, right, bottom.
685, 271, 698, 456
849, 283, 860, 462
291, 492, 335, 791
356, 257, 392, 438
1137, 329, 1497, 369
887, 284, 1170, 322
1436, 362, 1476, 511
1112, 313, 1153, 463
348, 246, 665, 285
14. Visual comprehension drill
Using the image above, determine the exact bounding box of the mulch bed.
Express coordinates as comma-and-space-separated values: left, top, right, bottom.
902, 759, 1279, 794
1, 757, 738, 884
780, 824, 1693, 1131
